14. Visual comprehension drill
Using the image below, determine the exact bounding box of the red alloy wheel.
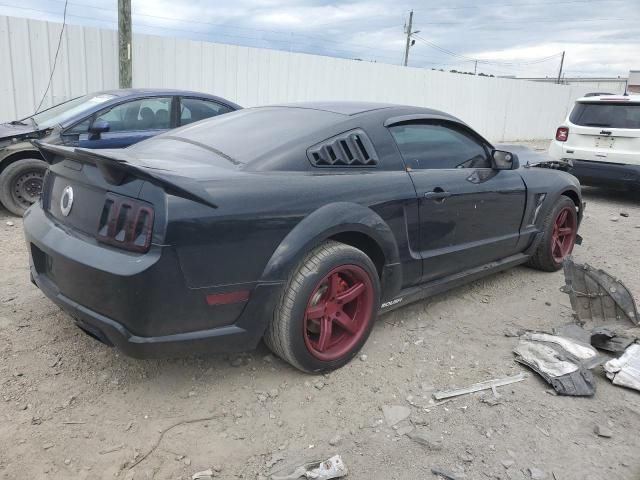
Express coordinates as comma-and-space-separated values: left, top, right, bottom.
303, 265, 374, 361
551, 206, 577, 263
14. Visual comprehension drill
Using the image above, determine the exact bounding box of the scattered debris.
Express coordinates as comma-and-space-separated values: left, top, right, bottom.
504, 327, 525, 338
590, 327, 636, 353
99, 444, 125, 455
328, 434, 342, 446
604, 344, 640, 392
594, 425, 613, 438
396, 425, 414, 436
561, 258, 639, 325
270, 455, 347, 480
359, 354, 368, 362
620, 212, 629, 218
192, 469, 214, 480
382, 405, 411, 426
480, 394, 503, 407
535, 425, 550, 437
430, 466, 464, 479
528, 467, 547, 479
553, 324, 591, 344
128, 414, 221, 469
266, 453, 286, 469
514, 333, 602, 396
407, 430, 443, 451
501, 459, 515, 469
5, 221, 14, 227
609, 216, 619, 222
433, 373, 526, 400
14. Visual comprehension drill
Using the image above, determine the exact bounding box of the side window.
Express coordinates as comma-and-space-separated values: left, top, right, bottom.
389, 123, 491, 169
94, 97, 172, 132
179, 98, 233, 126
65, 118, 91, 135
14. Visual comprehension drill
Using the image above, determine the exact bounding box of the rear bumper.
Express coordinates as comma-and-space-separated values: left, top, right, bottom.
23, 203, 282, 358
567, 159, 640, 188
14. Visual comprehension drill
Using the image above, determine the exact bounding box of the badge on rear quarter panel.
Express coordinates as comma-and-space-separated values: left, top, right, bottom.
60, 186, 74, 216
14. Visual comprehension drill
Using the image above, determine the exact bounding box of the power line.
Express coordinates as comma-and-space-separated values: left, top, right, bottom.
0, 2, 405, 64
0, 1, 627, 77
34, 0, 68, 113
414, 0, 628, 11
412, 34, 562, 66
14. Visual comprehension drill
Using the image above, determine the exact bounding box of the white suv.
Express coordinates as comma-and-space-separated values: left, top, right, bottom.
549, 95, 640, 190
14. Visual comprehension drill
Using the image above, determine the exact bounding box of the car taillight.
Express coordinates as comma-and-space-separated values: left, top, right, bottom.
97, 193, 155, 253
556, 127, 569, 142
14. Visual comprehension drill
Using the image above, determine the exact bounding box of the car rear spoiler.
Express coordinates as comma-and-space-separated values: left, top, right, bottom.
33, 141, 217, 209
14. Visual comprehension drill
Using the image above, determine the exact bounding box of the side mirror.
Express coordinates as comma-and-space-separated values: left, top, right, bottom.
88, 120, 110, 140
492, 150, 519, 170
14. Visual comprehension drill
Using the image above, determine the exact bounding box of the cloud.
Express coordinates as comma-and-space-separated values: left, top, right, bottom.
0, 0, 637, 77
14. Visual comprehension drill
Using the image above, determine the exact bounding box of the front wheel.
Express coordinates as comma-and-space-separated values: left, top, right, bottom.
264, 241, 380, 373
526, 196, 578, 272
0, 158, 48, 217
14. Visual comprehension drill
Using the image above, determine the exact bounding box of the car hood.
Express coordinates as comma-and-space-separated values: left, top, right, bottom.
496, 143, 571, 170
0, 122, 41, 141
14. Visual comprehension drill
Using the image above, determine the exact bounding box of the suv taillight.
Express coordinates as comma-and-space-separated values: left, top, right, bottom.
556, 127, 569, 142
97, 193, 154, 253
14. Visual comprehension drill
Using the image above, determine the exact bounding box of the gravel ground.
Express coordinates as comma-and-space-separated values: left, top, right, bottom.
1, 142, 640, 480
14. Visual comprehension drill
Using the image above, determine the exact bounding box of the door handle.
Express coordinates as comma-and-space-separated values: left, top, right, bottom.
424, 190, 452, 200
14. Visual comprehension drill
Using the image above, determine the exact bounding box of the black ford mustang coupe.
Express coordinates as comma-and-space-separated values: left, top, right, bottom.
24, 102, 583, 372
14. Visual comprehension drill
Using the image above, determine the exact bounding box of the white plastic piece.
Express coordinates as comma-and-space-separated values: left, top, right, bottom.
304, 455, 348, 480
192, 469, 213, 480
514, 341, 578, 377
604, 344, 640, 391
527, 333, 598, 360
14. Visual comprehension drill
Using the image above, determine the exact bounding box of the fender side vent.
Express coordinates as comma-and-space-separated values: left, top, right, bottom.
307, 129, 378, 167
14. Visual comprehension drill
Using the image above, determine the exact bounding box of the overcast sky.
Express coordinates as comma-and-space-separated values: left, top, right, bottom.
1, 0, 638, 78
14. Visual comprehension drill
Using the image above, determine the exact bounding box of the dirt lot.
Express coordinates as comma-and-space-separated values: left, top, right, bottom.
1, 146, 640, 480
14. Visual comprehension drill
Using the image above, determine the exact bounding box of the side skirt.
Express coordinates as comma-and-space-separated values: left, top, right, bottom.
379, 253, 530, 314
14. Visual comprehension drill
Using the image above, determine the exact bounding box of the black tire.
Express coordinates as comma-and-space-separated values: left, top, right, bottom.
264, 240, 381, 373
526, 196, 578, 272
0, 158, 48, 217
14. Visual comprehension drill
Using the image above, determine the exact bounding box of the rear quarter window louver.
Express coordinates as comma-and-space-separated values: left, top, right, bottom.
307, 129, 378, 167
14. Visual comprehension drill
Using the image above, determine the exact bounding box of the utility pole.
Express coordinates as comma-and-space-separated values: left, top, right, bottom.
474, 60, 478, 75
118, 0, 132, 88
403, 11, 414, 67
556, 51, 565, 85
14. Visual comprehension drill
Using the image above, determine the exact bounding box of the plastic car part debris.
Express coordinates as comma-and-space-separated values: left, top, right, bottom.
192, 469, 213, 480
604, 344, 640, 392
590, 327, 637, 353
432, 373, 526, 400
553, 323, 592, 344
270, 455, 348, 480
513, 333, 603, 396
561, 258, 639, 325
431, 466, 464, 479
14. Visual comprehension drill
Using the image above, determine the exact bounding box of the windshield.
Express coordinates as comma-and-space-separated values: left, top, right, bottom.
27, 94, 116, 128
570, 102, 640, 129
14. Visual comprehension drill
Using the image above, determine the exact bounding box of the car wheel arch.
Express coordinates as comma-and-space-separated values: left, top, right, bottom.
260, 202, 401, 288
559, 187, 583, 223
0, 149, 45, 173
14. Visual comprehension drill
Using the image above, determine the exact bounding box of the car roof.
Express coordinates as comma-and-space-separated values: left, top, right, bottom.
256, 101, 458, 120
92, 88, 241, 107
576, 94, 640, 104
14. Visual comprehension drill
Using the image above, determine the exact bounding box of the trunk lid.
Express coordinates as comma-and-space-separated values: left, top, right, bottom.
36, 143, 220, 251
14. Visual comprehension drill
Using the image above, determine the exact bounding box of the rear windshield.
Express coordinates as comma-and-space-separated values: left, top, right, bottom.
131, 107, 343, 164
570, 102, 640, 129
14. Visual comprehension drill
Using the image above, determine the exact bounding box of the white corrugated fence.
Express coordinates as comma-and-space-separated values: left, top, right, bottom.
0, 15, 590, 140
